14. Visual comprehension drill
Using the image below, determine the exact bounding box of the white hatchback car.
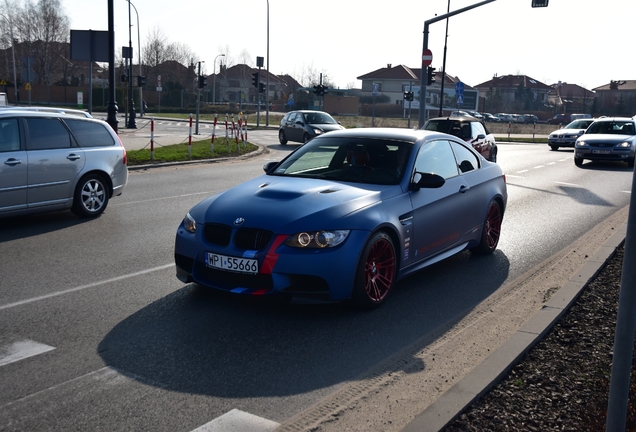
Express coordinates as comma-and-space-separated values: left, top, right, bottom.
0, 110, 128, 218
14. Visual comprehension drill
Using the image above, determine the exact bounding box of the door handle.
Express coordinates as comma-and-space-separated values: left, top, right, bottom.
67, 154, 81, 161
4, 158, 22, 166
459, 185, 470, 193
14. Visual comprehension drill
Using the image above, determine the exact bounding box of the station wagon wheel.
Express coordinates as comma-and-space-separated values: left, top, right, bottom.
278, 130, 287, 145
351, 232, 396, 309
71, 173, 109, 218
471, 200, 502, 255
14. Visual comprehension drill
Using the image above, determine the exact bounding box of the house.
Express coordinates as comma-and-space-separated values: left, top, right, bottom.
546, 82, 595, 114
592, 80, 636, 116
473, 74, 552, 113
211, 64, 290, 108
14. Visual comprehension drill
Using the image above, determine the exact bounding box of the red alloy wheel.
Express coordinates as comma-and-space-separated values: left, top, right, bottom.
363, 237, 396, 302
484, 202, 502, 250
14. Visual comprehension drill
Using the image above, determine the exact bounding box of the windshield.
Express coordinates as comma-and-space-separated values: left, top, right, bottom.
586, 121, 636, 135
270, 136, 413, 185
303, 112, 338, 125
565, 120, 593, 129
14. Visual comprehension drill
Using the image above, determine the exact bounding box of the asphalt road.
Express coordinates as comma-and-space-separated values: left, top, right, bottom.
0, 128, 632, 431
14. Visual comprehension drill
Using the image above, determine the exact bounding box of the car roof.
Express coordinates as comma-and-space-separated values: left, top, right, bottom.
0, 110, 106, 124
0, 106, 92, 117
426, 116, 480, 123
316, 127, 459, 143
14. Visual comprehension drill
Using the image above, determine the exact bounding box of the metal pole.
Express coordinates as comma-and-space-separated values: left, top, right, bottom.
196, 61, 201, 135
606, 169, 636, 430
128, 1, 142, 117
107, 0, 118, 132
126, 0, 136, 128
438, 0, 450, 117
213, 54, 225, 105
266, 0, 269, 126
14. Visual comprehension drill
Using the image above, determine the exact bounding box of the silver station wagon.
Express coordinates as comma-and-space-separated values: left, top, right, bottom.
0, 111, 128, 218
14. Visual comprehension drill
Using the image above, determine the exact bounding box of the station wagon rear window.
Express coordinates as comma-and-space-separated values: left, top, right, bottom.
65, 119, 115, 147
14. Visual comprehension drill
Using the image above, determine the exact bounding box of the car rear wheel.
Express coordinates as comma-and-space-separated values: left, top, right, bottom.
574, 157, 584, 167
278, 130, 287, 145
470, 200, 502, 255
550, 145, 559, 151
351, 232, 396, 309
71, 173, 109, 218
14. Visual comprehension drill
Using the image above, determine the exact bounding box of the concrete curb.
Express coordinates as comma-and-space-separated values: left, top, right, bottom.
400, 222, 628, 432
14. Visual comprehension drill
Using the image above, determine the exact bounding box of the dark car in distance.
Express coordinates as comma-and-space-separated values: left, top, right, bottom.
278, 110, 344, 145
423, 116, 498, 162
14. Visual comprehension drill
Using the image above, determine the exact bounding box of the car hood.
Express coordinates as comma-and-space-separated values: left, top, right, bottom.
579, 134, 635, 143
190, 176, 397, 232
551, 128, 585, 135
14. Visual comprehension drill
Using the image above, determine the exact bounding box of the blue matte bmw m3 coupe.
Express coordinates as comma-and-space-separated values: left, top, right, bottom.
175, 128, 507, 309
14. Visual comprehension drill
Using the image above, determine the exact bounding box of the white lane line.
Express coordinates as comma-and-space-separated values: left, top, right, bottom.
555, 181, 580, 186
533, 165, 545, 169
0, 340, 55, 367
516, 170, 529, 174
506, 174, 525, 179
0, 264, 174, 311
547, 162, 556, 165
191, 409, 279, 432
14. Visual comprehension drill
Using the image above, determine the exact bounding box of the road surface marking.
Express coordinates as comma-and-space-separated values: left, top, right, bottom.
533, 165, 545, 169
516, 170, 529, 174
191, 409, 279, 432
555, 181, 580, 186
0, 264, 174, 311
0, 340, 55, 367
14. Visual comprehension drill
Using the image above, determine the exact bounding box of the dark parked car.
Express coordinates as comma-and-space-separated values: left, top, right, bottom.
175, 128, 507, 309
278, 110, 344, 145
423, 116, 498, 162
547, 114, 571, 125
0, 110, 128, 218
574, 117, 636, 168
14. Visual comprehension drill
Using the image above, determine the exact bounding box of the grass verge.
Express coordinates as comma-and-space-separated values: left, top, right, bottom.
126, 137, 258, 166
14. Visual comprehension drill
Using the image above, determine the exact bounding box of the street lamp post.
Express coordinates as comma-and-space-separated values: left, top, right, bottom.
126, 0, 136, 128
127, 0, 142, 117
212, 54, 225, 105
266, 0, 270, 126
195, 60, 204, 134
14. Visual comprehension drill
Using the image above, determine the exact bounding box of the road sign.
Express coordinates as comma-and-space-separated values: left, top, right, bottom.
25, 82, 31, 91
422, 49, 433, 67
0, 79, 6, 85
456, 93, 464, 105
455, 81, 465, 95
372, 83, 379, 97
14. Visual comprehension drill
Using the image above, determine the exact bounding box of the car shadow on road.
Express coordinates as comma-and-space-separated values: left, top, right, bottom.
97, 250, 510, 398
0, 211, 97, 242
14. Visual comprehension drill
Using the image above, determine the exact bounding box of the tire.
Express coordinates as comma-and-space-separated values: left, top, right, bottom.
489, 147, 497, 163
470, 200, 502, 255
550, 145, 559, 151
628, 158, 634, 169
574, 157, 583, 167
303, 133, 310, 143
71, 173, 109, 218
351, 232, 396, 309
278, 130, 287, 145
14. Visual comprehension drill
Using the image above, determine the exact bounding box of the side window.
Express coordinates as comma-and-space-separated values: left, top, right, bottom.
25, 118, 71, 150
472, 122, 486, 137
451, 141, 480, 173
414, 140, 458, 180
65, 119, 115, 148
289, 113, 298, 124
0, 118, 20, 152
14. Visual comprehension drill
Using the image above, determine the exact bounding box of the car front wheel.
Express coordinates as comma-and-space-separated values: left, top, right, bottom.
550, 145, 559, 151
351, 232, 396, 309
574, 157, 583, 167
278, 130, 287, 145
71, 173, 110, 218
470, 200, 502, 255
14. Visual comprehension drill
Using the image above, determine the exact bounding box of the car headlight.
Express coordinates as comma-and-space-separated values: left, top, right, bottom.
617, 141, 632, 148
312, 128, 324, 135
576, 140, 586, 147
183, 212, 196, 233
285, 230, 350, 248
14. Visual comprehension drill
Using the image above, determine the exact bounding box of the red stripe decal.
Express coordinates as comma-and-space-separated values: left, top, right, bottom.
261, 234, 288, 274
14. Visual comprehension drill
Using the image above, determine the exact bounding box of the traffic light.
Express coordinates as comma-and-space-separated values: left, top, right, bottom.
136, 76, 146, 87
198, 75, 207, 89
426, 67, 436, 86
120, 74, 128, 83
404, 91, 414, 102
259, 82, 266, 93
320, 85, 328, 96
252, 72, 259, 88
313, 85, 320, 95
531, 0, 548, 6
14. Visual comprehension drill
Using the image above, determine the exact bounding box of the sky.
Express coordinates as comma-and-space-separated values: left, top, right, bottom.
62, 0, 634, 90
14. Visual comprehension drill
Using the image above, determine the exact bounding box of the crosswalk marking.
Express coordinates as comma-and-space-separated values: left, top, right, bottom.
191, 409, 279, 432
0, 340, 55, 367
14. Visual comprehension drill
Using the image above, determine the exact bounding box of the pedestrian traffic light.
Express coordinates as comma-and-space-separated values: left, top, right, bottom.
198, 75, 207, 88
136, 76, 146, 87
252, 72, 259, 88
426, 67, 436, 86
404, 91, 414, 101
531, 0, 548, 6
259, 82, 266, 93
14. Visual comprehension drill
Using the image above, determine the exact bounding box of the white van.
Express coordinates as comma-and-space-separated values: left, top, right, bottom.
0, 93, 7, 106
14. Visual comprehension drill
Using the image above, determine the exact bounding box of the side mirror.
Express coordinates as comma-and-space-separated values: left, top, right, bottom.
263, 161, 279, 173
476, 134, 485, 140
410, 172, 445, 190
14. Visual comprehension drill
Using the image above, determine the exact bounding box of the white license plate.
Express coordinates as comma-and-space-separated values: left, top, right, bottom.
592, 149, 611, 154
205, 253, 258, 274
